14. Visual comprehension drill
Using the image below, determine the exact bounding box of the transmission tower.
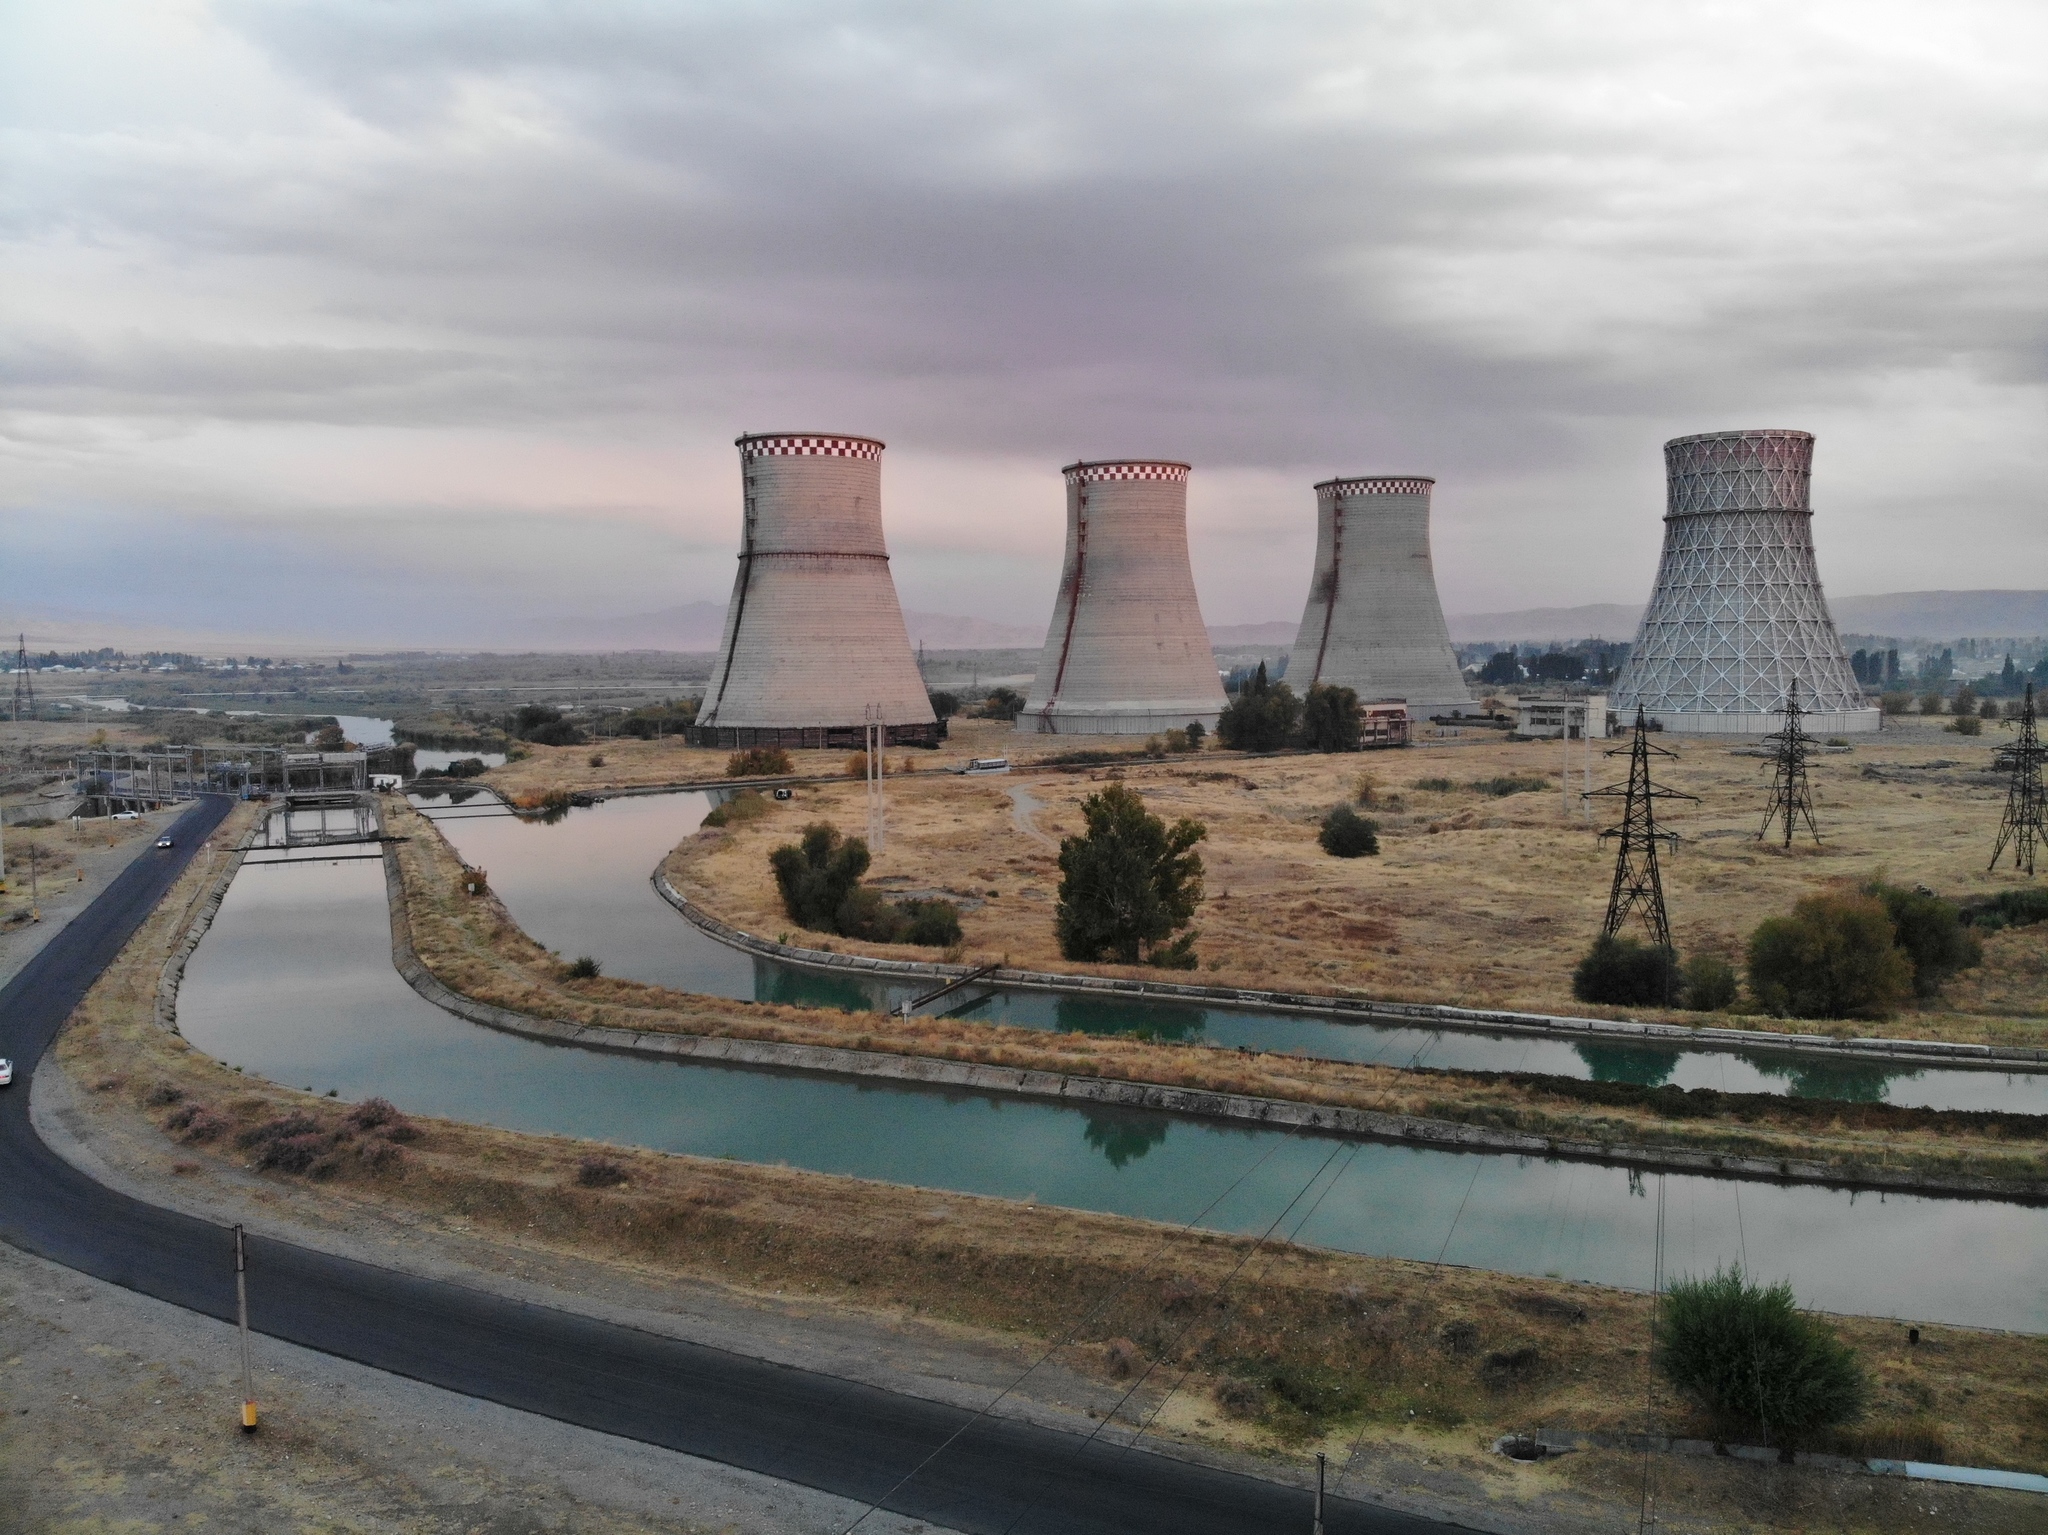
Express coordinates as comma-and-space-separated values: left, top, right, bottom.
9, 634, 33, 723
1757, 676, 1821, 848
1989, 682, 2044, 877
1586, 705, 1698, 949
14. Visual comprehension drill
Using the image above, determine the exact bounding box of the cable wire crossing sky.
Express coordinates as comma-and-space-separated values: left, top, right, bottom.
2, 1, 2043, 646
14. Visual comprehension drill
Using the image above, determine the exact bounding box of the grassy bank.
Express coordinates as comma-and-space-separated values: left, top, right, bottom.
387, 798, 2048, 1192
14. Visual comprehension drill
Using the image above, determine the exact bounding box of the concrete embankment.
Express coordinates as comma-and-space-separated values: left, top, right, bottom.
367, 840, 2047, 1202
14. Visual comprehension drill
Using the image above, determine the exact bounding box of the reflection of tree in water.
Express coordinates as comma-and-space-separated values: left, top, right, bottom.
1574, 1044, 1681, 1087
753, 959, 888, 1015
1055, 995, 1208, 1044
1083, 1110, 1171, 1168
1737, 1053, 1912, 1104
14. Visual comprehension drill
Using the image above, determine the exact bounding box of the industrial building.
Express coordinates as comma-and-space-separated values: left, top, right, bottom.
692, 433, 941, 749
1019, 460, 1227, 736
1613, 430, 1876, 735
1289, 476, 1473, 719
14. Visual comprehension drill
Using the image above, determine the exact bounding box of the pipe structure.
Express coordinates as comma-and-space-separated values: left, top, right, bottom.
694, 433, 940, 749
1020, 460, 1226, 736
1613, 430, 1876, 735
1289, 475, 1472, 718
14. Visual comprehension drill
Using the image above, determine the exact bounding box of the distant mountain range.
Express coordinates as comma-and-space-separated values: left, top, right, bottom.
1443, 591, 2048, 645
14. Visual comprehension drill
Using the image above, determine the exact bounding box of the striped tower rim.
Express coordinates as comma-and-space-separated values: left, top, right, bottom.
1315, 475, 1435, 497
1062, 459, 1191, 484
1664, 428, 1813, 451
736, 432, 885, 459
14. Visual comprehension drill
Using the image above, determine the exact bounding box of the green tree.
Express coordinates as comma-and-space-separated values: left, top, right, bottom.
1572, 934, 1681, 1006
1054, 783, 1207, 967
769, 823, 871, 932
927, 689, 960, 720
1298, 682, 1364, 752
1659, 1267, 1867, 1449
1864, 881, 1981, 997
980, 686, 1026, 721
1216, 662, 1300, 751
1681, 953, 1739, 1011
1747, 891, 1912, 1019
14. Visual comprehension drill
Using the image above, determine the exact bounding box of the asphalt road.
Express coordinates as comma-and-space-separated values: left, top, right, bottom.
0, 793, 1467, 1535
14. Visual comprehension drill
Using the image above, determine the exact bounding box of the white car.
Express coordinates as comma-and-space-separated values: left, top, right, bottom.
156, 836, 174, 849
0, 1058, 13, 1088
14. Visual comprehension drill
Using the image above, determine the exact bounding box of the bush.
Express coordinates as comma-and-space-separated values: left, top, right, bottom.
979, 686, 1026, 721
1317, 804, 1380, 857
1354, 772, 1381, 807
769, 823, 871, 931
459, 864, 489, 896
1917, 692, 1944, 716
1747, 892, 1912, 1019
927, 689, 959, 720
1184, 720, 1205, 749
1412, 776, 1455, 793
1572, 934, 1681, 1006
1880, 692, 1912, 715
587, 751, 605, 768
900, 898, 963, 946
700, 790, 769, 828
1216, 663, 1301, 752
727, 746, 793, 777
1471, 775, 1549, 797
1963, 887, 2048, 931
1865, 881, 1981, 997
445, 757, 488, 779
1659, 1267, 1867, 1447
565, 955, 602, 979
1681, 954, 1739, 1011
833, 885, 906, 942
1298, 683, 1363, 752
576, 1154, 629, 1188
1055, 782, 1207, 966
1948, 713, 1982, 736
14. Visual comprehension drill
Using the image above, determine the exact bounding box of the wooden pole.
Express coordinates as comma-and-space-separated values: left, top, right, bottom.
234, 1225, 257, 1431
1313, 1450, 1326, 1535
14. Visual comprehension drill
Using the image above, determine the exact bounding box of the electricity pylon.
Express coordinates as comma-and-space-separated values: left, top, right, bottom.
9, 634, 33, 722
1586, 705, 1698, 950
1757, 677, 1821, 848
1990, 682, 2043, 877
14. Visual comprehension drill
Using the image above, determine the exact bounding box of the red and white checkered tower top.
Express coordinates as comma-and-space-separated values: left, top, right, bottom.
699, 433, 935, 731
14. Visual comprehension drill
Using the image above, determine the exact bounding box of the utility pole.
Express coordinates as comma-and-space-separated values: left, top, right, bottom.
1586, 706, 1697, 952
1313, 1450, 1326, 1535
1757, 677, 1821, 848
1990, 682, 2044, 877
9, 634, 34, 722
234, 1224, 258, 1431
865, 705, 885, 854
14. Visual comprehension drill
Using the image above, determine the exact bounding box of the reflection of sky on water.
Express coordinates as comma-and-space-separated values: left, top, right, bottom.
414, 792, 2048, 1115
177, 855, 2048, 1332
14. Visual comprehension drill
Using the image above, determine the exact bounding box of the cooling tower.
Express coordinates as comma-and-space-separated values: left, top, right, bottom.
1612, 430, 1876, 735
1290, 475, 1472, 718
1019, 460, 1227, 735
692, 432, 940, 749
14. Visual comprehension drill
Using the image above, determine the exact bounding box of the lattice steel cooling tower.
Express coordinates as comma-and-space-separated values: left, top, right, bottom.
1290, 475, 1472, 718
1612, 430, 1876, 735
692, 432, 940, 749
1019, 460, 1227, 736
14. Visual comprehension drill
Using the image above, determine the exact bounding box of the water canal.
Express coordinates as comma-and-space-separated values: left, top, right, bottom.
412, 790, 2048, 1116
178, 851, 2048, 1332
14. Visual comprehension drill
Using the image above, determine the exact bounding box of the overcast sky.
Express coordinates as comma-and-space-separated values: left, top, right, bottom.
4, 0, 2044, 646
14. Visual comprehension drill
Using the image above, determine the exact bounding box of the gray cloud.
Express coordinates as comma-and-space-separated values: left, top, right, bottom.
4, 0, 2044, 633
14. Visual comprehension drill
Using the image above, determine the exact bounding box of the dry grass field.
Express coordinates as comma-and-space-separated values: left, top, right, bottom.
663, 715, 2047, 1047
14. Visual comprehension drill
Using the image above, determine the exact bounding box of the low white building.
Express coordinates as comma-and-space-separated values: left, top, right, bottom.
1516, 694, 1609, 739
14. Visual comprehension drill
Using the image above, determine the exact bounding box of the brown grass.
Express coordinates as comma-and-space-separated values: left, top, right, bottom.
674, 717, 2048, 1049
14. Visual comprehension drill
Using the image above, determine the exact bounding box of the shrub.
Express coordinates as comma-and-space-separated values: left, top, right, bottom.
1298, 682, 1364, 752
900, 898, 963, 946
1948, 713, 1982, 736
445, 757, 488, 779
1216, 663, 1300, 751
834, 885, 907, 942
979, 686, 1026, 721
1318, 804, 1380, 858
1184, 720, 1206, 749
1659, 1266, 1867, 1447
1747, 892, 1912, 1019
701, 790, 769, 828
727, 746, 794, 777
1865, 881, 1981, 997
1353, 772, 1381, 808
1055, 782, 1207, 966
1412, 776, 1455, 793
1572, 934, 1681, 1006
565, 955, 602, 979
576, 1154, 629, 1188
587, 751, 605, 768
1917, 692, 1944, 716
1681, 954, 1739, 1011
1963, 887, 2048, 931
459, 864, 489, 896
927, 689, 959, 720
144, 1080, 185, 1107
1879, 692, 1912, 715
1471, 775, 1549, 797
769, 823, 871, 931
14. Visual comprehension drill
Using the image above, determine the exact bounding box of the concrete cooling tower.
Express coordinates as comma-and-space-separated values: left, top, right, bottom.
692, 433, 940, 749
1020, 460, 1227, 736
1290, 475, 1472, 718
1612, 430, 1876, 735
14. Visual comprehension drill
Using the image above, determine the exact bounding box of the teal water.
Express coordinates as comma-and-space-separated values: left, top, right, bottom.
412, 791, 2048, 1115
177, 854, 2048, 1331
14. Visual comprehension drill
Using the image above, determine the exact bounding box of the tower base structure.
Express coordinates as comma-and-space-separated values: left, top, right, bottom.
687, 720, 947, 750
1644, 706, 1879, 736
1017, 704, 1222, 737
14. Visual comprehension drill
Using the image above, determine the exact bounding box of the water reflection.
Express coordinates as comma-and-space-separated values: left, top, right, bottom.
1735, 1053, 1916, 1104
1052, 993, 1211, 1043
1082, 1109, 1173, 1168
1575, 1044, 1681, 1087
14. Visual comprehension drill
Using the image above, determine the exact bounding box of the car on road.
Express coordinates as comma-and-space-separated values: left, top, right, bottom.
113, 810, 142, 821
156, 836, 174, 849
0, 1058, 13, 1088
